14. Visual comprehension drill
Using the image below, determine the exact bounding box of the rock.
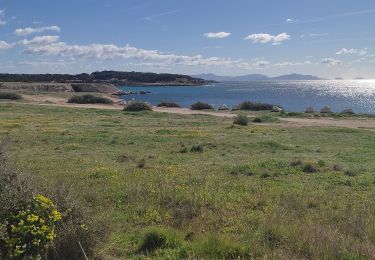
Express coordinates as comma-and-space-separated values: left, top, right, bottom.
218, 104, 229, 110
320, 106, 332, 113
305, 106, 315, 113
271, 106, 283, 112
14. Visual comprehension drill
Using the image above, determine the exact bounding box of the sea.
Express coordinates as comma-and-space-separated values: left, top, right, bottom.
119, 80, 375, 114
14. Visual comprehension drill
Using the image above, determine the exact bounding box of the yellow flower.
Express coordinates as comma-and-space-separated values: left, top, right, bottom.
50, 210, 62, 222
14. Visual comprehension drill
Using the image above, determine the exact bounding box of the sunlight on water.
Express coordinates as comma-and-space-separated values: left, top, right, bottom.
120, 80, 375, 113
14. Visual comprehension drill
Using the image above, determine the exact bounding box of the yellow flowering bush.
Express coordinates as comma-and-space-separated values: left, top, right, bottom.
4, 194, 62, 258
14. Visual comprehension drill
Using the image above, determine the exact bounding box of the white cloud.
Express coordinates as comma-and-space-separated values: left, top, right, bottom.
0, 41, 13, 50
0, 9, 6, 25
21, 35, 60, 46
336, 48, 367, 56
20, 38, 270, 70
244, 33, 290, 45
321, 58, 342, 66
203, 32, 231, 39
274, 61, 312, 67
286, 18, 295, 23
14, 26, 61, 36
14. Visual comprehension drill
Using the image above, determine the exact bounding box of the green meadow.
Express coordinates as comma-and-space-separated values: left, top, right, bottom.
1, 102, 375, 259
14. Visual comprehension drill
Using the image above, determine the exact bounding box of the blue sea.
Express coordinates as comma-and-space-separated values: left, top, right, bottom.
119, 80, 375, 113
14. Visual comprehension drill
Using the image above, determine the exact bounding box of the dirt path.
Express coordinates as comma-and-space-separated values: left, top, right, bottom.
3, 94, 375, 130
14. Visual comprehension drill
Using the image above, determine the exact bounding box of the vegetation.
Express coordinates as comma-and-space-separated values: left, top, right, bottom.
1, 103, 375, 258
123, 101, 152, 111
0, 92, 22, 100
157, 101, 181, 108
233, 114, 249, 126
67, 94, 113, 104
0, 141, 106, 259
236, 101, 274, 111
191, 101, 213, 110
0, 71, 209, 85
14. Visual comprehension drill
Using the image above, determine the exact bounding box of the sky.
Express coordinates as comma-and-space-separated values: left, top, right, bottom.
0, 0, 375, 79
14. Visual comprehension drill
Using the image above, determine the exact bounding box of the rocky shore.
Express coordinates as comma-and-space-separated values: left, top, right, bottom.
0, 82, 119, 94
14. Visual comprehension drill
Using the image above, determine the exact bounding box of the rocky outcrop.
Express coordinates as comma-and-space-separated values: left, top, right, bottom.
70, 83, 119, 93
0, 82, 119, 93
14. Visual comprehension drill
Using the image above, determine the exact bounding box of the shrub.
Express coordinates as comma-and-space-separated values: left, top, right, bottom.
4, 195, 62, 259
252, 117, 263, 123
233, 114, 249, 126
67, 94, 113, 104
344, 169, 358, 177
305, 106, 315, 113
138, 228, 181, 253
229, 165, 254, 176
190, 144, 204, 153
320, 106, 332, 113
157, 101, 181, 108
290, 158, 303, 167
236, 101, 274, 111
0, 92, 22, 100
341, 109, 354, 115
138, 159, 146, 168
0, 142, 106, 259
303, 162, 318, 173
191, 102, 213, 110
123, 101, 152, 111
332, 164, 343, 171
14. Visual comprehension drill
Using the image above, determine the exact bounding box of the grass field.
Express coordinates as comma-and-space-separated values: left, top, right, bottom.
1, 102, 375, 259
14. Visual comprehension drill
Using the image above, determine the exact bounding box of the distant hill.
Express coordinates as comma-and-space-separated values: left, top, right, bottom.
271, 73, 323, 81
0, 71, 211, 86
193, 73, 323, 81
193, 73, 269, 81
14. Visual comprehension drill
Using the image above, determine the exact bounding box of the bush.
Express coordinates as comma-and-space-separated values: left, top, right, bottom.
190, 144, 204, 153
157, 101, 181, 108
305, 106, 314, 113
303, 162, 318, 173
0, 92, 22, 100
191, 102, 213, 110
252, 117, 263, 123
4, 195, 62, 258
0, 142, 106, 259
341, 109, 354, 115
320, 106, 332, 113
233, 114, 249, 126
67, 94, 113, 104
123, 101, 152, 111
138, 228, 181, 253
236, 101, 274, 111
289, 158, 303, 167
229, 165, 254, 176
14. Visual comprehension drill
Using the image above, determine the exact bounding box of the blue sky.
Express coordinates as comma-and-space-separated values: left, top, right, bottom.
0, 0, 375, 78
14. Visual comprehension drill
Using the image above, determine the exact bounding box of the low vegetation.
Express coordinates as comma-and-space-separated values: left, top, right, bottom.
0, 141, 106, 259
0, 92, 22, 100
235, 101, 274, 111
191, 101, 213, 110
67, 94, 113, 104
157, 101, 181, 108
123, 101, 152, 111
233, 114, 249, 126
1, 103, 375, 258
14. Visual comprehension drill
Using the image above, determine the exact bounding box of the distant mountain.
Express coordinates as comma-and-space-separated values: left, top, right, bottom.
193, 73, 323, 81
193, 73, 269, 81
271, 73, 323, 81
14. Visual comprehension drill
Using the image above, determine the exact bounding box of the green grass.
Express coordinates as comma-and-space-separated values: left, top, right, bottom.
1, 102, 375, 259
